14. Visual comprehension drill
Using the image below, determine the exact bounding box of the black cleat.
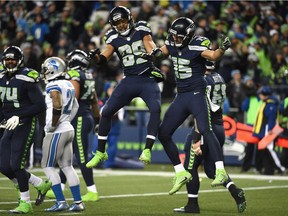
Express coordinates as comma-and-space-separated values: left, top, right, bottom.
232, 188, 247, 213
173, 204, 200, 214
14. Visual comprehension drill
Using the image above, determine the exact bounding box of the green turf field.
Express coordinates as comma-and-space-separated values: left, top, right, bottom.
0, 165, 287, 215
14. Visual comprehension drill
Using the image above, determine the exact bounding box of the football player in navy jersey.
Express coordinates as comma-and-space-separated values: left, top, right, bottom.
174, 61, 246, 213
86, 6, 163, 168
0, 46, 51, 213
143, 17, 232, 195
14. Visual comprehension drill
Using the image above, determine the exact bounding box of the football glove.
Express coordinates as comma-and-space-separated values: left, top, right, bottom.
150, 67, 166, 83
150, 48, 163, 59
5, 116, 20, 130
88, 48, 101, 59
220, 35, 231, 51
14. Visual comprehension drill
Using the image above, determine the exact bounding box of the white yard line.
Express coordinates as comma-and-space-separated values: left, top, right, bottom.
1, 168, 287, 181
0, 185, 288, 205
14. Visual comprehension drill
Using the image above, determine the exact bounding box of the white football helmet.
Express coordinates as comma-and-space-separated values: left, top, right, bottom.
41, 57, 66, 81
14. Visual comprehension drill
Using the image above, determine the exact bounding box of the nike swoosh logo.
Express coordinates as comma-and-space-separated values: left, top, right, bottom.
180, 177, 188, 184
194, 92, 200, 95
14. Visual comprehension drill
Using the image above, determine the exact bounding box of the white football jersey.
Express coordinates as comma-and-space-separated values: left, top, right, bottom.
45, 80, 78, 133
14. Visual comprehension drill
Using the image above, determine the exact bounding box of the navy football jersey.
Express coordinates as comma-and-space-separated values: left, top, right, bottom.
0, 67, 45, 119
105, 21, 154, 76
205, 72, 226, 123
165, 35, 211, 92
66, 69, 96, 115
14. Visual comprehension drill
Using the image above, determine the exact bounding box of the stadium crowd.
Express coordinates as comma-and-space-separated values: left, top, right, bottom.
0, 1, 288, 89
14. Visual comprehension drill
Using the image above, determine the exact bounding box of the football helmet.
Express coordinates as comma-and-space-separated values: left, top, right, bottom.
168, 17, 196, 48
41, 57, 66, 81
109, 6, 133, 36
2, 46, 24, 73
66, 49, 89, 70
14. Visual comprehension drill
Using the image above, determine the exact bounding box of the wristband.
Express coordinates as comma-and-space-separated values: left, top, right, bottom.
53, 108, 62, 115
98, 54, 107, 65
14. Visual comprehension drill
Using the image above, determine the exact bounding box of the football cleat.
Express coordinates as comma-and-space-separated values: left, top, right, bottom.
231, 188, 247, 213
173, 204, 200, 214
86, 151, 108, 168
69, 202, 85, 212
45, 201, 69, 212
211, 169, 228, 187
139, 149, 151, 164
35, 180, 52, 206
169, 170, 192, 195
45, 189, 56, 199
9, 200, 33, 214
82, 191, 99, 202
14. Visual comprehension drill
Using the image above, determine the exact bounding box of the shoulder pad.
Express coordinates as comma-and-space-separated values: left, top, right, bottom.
105, 29, 118, 43
67, 69, 80, 78
135, 21, 151, 33
66, 69, 80, 81
192, 36, 211, 48
17, 68, 40, 82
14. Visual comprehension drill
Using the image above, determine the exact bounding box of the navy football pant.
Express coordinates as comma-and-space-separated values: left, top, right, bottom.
0, 118, 36, 192
184, 123, 232, 194
98, 76, 161, 152
158, 89, 223, 166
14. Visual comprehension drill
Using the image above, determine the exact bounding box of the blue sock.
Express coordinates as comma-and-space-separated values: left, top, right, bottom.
70, 185, 81, 202
52, 184, 65, 201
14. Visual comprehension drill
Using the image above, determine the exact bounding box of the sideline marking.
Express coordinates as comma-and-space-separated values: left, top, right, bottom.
1, 169, 286, 181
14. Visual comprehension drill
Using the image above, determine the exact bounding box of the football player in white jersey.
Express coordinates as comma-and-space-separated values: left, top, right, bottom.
40, 57, 85, 212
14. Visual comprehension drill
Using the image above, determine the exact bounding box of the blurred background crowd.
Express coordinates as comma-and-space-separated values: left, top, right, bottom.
0, 0, 288, 98
1, 0, 288, 173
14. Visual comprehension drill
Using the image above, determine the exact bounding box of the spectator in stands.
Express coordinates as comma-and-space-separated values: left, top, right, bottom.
226, 69, 246, 122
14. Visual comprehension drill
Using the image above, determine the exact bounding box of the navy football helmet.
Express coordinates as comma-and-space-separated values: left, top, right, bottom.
109, 6, 134, 36
66, 49, 89, 70
2, 46, 24, 73
168, 17, 196, 48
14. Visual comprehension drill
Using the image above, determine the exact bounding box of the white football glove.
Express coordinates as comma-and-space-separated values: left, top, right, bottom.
5, 116, 20, 130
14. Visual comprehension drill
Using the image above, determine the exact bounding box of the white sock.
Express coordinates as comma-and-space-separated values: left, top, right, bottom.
29, 173, 42, 187
174, 164, 185, 173
20, 191, 30, 202
61, 183, 66, 191
87, 185, 97, 193
226, 181, 234, 189
215, 161, 224, 169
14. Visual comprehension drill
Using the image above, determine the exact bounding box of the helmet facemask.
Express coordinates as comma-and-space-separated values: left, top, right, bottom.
2, 46, 24, 74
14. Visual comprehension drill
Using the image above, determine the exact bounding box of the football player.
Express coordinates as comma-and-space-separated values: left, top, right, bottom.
86, 6, 163, 168
144, 17, 231, 194
41, 57, 85, 212
174, 61, 247, 213
46, 50, 101, 202
0, 46, 51, 213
